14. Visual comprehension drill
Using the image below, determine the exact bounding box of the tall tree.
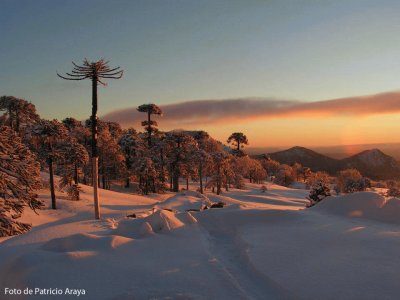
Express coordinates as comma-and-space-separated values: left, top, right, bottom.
150, 133, 167, 192
191, 131, 211, 194
134, 157, 158, 195
97, 126, 125, 190
119, 128, 140, 188
0, 126, 44, 236
62, 117, 91, 184
137, 104, 162, 147
227, 132, 248, 156
0, 96, 39, 134
59, 139, 89, 185
164, 131, 197, 192
209, 151, 231, 195
57, 59, 123, 219
31, 120, 68, 209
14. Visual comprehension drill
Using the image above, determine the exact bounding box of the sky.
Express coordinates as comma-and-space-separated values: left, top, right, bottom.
1, 0, 400, 147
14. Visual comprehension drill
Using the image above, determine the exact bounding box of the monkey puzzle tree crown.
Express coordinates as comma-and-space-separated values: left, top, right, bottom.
137, 103, 163, 115
57, 59, 123, 84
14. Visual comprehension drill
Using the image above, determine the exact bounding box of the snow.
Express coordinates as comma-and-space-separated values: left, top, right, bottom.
1, 179, 400, 299
313, 191, 400, 225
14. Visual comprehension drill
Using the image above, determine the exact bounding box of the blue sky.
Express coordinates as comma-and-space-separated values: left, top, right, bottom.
1, 0, 400, 144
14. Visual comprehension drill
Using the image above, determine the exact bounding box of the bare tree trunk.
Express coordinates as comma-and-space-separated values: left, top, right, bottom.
173, 172, 179, 192
186, 177, 189, 190
147, 111, 151, 147
159, 149, 165, 185
7, 108, 13, 129
217, 181, 221, 195
49, 156, 56, 209
83, 168, 87, 185
91, 77, 100, 219
125, 154, 130, 188
15, 108, 20, 134
92, 157, 100, 219
74, 163, 79, 184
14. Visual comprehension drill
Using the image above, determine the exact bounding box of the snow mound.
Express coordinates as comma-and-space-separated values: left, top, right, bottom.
313, 191, 400, 224
115, 209, 196, 238
139, 222, 155, 237
155, 191, 212, 212
177, 211, 198, 224
42, 233, 132, 252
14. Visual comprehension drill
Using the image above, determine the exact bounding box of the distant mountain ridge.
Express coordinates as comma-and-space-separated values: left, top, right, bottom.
264, 146, 400, 180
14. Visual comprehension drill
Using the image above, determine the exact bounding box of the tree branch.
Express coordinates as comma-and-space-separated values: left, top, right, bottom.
57, 73, 87, 80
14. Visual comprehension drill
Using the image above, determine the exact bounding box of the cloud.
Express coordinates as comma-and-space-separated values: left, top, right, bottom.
102, 91, 400, 128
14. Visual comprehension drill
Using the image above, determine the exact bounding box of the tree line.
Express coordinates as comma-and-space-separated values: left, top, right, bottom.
0, 94, 272, 236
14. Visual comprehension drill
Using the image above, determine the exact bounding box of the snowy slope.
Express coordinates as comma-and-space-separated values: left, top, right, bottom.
1, 181, 400, 300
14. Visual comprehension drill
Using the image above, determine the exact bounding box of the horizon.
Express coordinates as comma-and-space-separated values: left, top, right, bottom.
2, 0, 400, 147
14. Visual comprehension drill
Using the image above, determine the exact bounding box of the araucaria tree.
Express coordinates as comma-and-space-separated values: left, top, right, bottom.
31, 120, 68, 209
165, 131, 198, 192
227, 132, 248, 156
58, 139, 89, 200
0, 126, 44, 236
0, 96, 39, 135
119, 128, 140, 188
57, 59, 123, 219
137, 104, 162, 147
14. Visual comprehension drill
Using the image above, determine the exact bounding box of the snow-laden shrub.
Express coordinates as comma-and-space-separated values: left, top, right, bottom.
274, 164, 296, 187
65, 184, 82, 201
306, 180, 331, 207
306, 171, 330, 189
261, 158, 280, 178
386, 180, 400, 197
233, 174, 245, 189
336, 169, 370, 193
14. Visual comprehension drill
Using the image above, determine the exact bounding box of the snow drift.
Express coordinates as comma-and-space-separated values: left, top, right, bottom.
313, 191, 400, 224
115, 209, 197, 238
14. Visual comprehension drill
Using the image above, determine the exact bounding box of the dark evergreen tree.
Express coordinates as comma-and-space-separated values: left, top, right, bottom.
0, 96, 39, 135
31, 119, 68, 209
0, 126, 44, 236
227, 132, 248, 156
137, 104, 162, 147
119, 128, 140, 188
164, 131, 197, 192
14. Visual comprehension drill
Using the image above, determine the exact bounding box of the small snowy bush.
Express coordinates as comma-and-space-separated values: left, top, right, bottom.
274, 164, 296, 187
306, 180, 331, 207
260, 185, 267, 193
306, 171, 330, 189
65, 184, 82, 201
336, 169, 370, 193
386, 180, 400, 197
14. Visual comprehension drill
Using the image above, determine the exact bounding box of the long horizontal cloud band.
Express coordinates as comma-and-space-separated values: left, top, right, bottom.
102, 91, 400, 128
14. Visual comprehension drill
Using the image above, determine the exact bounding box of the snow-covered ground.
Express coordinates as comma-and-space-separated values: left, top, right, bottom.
1, 181, 400, 300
